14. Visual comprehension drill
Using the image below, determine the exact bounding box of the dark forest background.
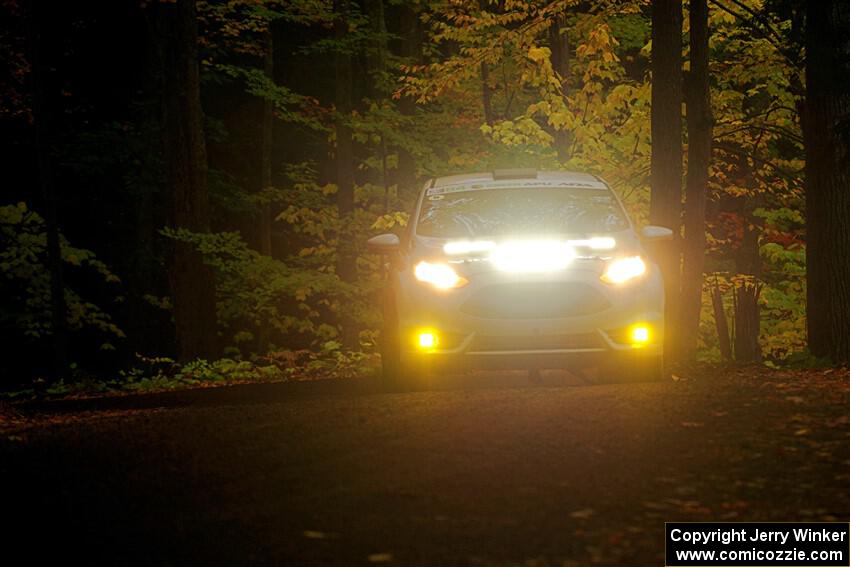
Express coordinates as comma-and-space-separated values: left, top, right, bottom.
1, 0, 849, 393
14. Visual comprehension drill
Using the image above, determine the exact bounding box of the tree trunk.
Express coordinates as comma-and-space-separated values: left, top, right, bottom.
733, 280, 762, 363
254, 24, 275, 355
258, 25, 273, 257
28, 3, 68, 383
481, 61, 494, 125
710, 278, 732, 361
548, 14, 570, 162
366, 0, 390, 206
155, 0, 218, 361
732, 172, 763, 363
477, 0, 493, 126
679, 0, 712, 361
804, 0, 850, 363
334, 0, 357, 347
650, 0, 684, 363
365, 0, 387, 96
394, 1, 421, 196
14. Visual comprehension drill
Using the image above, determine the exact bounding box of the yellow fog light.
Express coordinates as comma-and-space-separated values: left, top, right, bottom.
417, 331, 438, 350
630, 324, 651, 346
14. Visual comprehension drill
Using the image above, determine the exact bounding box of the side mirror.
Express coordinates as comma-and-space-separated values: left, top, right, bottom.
367, 233, 401, 253
640, 225, 674, 242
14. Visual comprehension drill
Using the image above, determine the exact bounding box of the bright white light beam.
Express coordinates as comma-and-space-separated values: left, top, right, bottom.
567, 237, 616, 250
443, 240, 496, 255
489, 240, 575, 273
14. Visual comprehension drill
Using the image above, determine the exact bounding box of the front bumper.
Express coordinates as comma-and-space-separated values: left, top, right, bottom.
395, 263, 664, 370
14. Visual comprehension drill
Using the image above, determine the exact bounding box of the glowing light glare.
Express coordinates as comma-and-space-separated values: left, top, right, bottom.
568, 237, 616, 250
601, 256, 647, 284
417, 332, 437, 349
414, 261, 467, 289
443, 240, 496, 255
589, 237, 616, 250
630, 325, 650, 344
489, 240, 575, 272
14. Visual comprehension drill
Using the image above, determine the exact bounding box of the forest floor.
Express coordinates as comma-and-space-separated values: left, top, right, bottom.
2, 365, 850, 565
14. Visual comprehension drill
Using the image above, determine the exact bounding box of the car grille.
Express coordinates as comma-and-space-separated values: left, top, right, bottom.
460, 282, 610, 319
470, 333, 604, 352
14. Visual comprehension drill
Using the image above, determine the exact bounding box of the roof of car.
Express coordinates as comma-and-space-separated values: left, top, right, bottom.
427, 170, 607, 194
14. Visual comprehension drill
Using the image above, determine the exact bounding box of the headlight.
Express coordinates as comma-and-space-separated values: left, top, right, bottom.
601, 256, 647, 284
414, 261, 468, 290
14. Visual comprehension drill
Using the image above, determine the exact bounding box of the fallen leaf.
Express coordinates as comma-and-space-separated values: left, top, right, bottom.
570, 508, 595, 519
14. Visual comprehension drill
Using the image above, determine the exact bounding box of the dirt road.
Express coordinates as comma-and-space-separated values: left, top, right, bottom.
3, 367, 849, 565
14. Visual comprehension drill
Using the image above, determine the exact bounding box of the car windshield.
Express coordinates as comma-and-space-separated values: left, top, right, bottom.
416, 187, 628, 238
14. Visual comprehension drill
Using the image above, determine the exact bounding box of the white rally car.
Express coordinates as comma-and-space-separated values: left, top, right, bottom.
368, 169, 672, 388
